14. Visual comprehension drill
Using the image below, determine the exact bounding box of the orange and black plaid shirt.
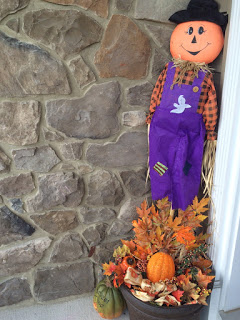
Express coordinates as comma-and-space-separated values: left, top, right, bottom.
146, 63, 218, 140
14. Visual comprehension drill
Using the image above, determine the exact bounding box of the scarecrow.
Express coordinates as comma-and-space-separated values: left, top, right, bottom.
147, 0, 228, 210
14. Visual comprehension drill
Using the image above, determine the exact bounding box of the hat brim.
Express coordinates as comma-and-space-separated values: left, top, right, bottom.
169, 10, 228, 32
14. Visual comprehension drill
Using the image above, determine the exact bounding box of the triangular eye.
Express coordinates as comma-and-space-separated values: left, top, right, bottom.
198, 27, 204, 35
188, 27, 193, 35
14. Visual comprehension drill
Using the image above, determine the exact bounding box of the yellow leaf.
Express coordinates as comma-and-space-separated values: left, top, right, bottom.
156, 226, 162, 242
197, 214, 208, 222
167, 216, 182, 231
192, 197, 209, 214
113, 245, 130, 258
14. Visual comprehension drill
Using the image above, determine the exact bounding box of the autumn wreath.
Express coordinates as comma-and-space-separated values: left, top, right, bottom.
100, 197, 214, 310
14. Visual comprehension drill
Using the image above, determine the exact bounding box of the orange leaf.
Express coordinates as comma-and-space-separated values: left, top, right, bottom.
196, 269, 215, 289
121, 239, 136, 253
192, 257, 212, 273
172, 290, 184, 302
113, 264, 126, 287
167, 216, 182, 231
102, 261, 116, 276
156, 226, 162, 242
191, 197, 209, 214
173, 226, 195, 245
156, 197, 171, 211
136, 200, 151, 219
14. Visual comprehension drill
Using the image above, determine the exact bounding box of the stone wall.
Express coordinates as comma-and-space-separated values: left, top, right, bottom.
0, 0, 222, 308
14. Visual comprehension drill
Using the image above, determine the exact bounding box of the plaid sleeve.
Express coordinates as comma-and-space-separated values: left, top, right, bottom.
146, 63, 168, 124
201, 73, 218, 140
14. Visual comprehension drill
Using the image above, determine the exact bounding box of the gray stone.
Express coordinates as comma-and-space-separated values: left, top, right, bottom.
46, 81, 120, 139
25, 173, 84, 212
108, 220, 133, 236
134, 0, 189, 23
42, 0, 109, 18
31, 210, 79, 235
79, 207, 115, 224
23, 9, 102, 59
50, 233, 87, 263
6, 18, 20, 33
120, 168, 150, 196
0, 101, 40, 146
77, 163, 93, 175
118, 199, 142, 222
126, 82, 154, 107
122, 111, 146, 127
0, 278, 32, 307
93, 240, 121, 264
0, 149, 11, 173
0, 173, 35, 198
0, 33, 70, 97
12, 146, 60, 172
83, 224, 107, 247
34, 261, 94, 301
0, 0, 30, 21
152, 47, 172, 81
68, 56, 96, 88
0, 237, 52, 277
58, 163, 76, 171
116, 0, 133, 11
63, 177, 85, 208
94, 15, 151, 79
42, 128, 65, 142
86, 132, 148, 168
86, 170, 124, 206
0, 206, 35, 246
9, 199, 24, 214
145, 23, 174, 49
60, 142, 84, 160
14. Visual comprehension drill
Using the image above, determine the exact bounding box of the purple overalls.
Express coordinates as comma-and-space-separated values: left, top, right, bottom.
149, 62, 206, 210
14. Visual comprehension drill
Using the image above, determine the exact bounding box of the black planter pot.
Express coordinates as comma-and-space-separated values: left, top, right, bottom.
120, 285, 205, 320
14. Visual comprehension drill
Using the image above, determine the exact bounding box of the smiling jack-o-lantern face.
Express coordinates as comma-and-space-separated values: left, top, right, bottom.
170, 21, 224, 64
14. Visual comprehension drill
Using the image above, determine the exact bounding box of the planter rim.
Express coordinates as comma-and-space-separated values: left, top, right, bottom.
120, 284, 203, 311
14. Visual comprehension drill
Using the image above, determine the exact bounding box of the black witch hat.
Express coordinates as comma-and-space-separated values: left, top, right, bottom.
169, 0, 228, 32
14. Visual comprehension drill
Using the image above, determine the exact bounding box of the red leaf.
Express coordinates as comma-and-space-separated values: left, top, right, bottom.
172, 290, 184, 302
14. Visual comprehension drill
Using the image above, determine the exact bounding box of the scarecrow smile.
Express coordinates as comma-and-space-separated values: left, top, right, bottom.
181, 43, 211, 56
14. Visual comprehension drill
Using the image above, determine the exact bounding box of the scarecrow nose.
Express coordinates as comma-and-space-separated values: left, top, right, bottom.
191, 36, 197, 43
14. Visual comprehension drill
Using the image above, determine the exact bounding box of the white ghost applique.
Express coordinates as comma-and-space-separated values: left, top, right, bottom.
170, 95, 192, 114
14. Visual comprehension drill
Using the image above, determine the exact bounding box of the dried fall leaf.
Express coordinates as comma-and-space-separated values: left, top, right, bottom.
192, 197, 209, 214
197, 290, 210, 306
167, 216, 182, 231
195, 269, 215, 289
156, 197, 171, 211
113, 245, 130, 259
173, 226, 196, 246
172, 290, 184, 302
121, 239, 136, 253
132, 290, 155, 302
192, 257, 212, 273
136, 200, 150, 219
166, 295, 181, 306
113, 264, 126, 287
102, 261, 116, 276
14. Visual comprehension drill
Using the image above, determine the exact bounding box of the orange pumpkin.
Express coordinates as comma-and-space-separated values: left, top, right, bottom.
146, 252, 175, 283
170, 21, 224, 64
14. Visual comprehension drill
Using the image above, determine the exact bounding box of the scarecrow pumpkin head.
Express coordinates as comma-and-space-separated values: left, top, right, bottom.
169, 0, 228, 64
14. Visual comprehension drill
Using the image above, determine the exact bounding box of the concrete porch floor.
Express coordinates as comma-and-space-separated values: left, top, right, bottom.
0, 294, 130, 320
